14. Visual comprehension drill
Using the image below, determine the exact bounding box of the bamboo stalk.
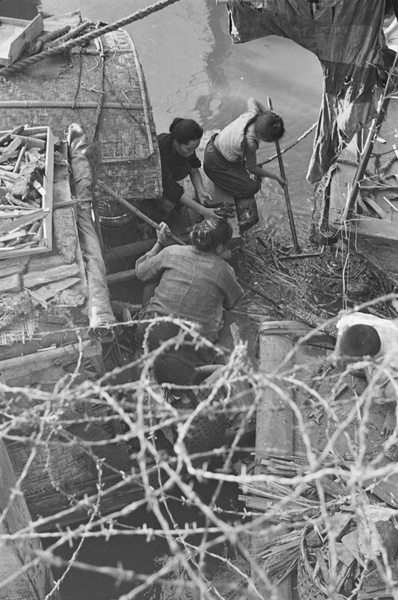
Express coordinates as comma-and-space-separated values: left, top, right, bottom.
0, 340, 92, 371
0, 101, 142, 110
97, 179, 186, 246
268, 96, 300, 253
130, 41, 154, 155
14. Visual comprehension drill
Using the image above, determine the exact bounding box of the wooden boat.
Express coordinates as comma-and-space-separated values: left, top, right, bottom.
0, 11, 247, 537
0, 11, 164, 531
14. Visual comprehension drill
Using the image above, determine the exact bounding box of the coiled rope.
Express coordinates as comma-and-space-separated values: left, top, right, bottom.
0, 0, 181, 77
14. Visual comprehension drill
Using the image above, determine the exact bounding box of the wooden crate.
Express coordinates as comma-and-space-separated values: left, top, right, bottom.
0, 15, 43, 65
0, 125, 54, 259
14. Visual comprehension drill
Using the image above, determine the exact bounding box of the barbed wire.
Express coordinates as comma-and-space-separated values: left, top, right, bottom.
1, 309, 398, 599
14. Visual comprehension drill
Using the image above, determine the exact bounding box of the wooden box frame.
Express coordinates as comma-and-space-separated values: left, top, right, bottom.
0, 125, 54, 259
0, 15, 43, 66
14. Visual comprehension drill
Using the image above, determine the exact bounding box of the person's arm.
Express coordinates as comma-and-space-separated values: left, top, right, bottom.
135, 223, 169, 281
247, 97, 266, 114
178, 190, 220, 219
222, 268, 244, 311
189, 168, 212, 205
245, 138, 286, 187
159, 154, 185, 204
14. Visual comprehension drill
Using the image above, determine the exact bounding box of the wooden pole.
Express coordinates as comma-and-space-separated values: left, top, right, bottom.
107, 269, 137, 285
105, 234, 191, 262
267, 97, 301, 253
342, 98, 389, 221
96, 180, 186, 246
250, 321, 296, 600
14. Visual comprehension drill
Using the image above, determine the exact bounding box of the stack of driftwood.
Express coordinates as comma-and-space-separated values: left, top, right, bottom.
0, 124, 54, 258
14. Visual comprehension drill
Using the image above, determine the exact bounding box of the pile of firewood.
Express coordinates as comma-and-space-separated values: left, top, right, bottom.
0, 125, 49, 252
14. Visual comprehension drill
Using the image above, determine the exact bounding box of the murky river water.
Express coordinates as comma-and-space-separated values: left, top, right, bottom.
1, 1, 323, 598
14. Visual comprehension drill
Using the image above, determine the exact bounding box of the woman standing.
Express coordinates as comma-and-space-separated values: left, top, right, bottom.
156, 118, 219, 220
203, 97, 286, 232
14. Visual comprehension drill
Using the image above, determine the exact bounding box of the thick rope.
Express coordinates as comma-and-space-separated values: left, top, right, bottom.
0, 0, 181, 78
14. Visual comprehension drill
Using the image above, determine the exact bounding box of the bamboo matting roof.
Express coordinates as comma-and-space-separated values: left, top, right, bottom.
0, 12, 162, 216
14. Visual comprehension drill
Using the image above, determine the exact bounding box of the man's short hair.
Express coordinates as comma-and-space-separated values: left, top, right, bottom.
339, 324, 381, 358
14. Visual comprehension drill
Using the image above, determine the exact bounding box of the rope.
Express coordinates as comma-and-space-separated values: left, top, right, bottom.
92, 34, 106, 143
0, 0, 181, 78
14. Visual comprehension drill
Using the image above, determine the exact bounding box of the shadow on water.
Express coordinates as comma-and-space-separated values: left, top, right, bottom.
43, 475, 248, 600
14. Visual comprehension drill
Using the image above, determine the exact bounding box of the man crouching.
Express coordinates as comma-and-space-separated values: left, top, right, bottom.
333, 311, 398, 436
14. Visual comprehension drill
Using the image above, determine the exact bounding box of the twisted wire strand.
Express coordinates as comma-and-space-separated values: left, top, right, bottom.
0, 0, 181, 78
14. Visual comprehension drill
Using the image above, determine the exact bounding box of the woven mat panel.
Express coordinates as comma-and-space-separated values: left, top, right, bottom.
4, 397, 129, 496
6, 439, 91, 496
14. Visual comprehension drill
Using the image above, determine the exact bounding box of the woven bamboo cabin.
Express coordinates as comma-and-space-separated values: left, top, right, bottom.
0, 11, 162, 225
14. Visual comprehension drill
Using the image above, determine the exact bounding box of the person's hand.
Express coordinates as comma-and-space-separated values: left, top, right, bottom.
197, 190, 213, 205
382, 410, 396, 437
156, 222, 170, 247
203, 207, 219, 220
218, 247, 232, 260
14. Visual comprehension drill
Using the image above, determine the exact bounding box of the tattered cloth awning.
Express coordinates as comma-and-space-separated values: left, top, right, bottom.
227, 0, 386, 183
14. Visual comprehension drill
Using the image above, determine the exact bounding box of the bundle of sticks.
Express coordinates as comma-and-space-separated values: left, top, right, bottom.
0, 124, 48, 251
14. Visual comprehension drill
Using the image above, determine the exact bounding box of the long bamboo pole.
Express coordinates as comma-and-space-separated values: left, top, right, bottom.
96, 180, 186, 246
267, 97, 300, 253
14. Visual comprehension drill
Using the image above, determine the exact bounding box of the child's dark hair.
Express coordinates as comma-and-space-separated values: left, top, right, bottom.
339, 324, 381, 358
244, 110, 284, 143
169, 118, 203, 144
153, 352, 198, 385
190, 218, 233, 252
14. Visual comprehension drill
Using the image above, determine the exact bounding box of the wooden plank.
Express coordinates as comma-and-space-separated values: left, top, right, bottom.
0, 440, 60, 599
22, 262, 79, 288
0, 340, 94, 383
27, 254, 65, 272
0, 273, 21, 293
0, 15, 44, 65
249, 321, 297, 600
361, 196, 389, 220
355, 216, 398, 242
0, 264, 25, 279
31, 277, 80, 303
